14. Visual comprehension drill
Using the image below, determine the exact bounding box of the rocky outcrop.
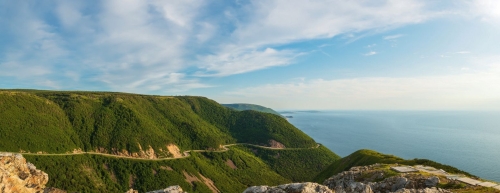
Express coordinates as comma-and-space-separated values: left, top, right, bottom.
243, 164, 453, 193
392, 188, 449, 193
125, 185, 187, 193
126, 189, 139, 193
268, 140, 286, 149
0, 152, 49, 193
323, 165, 451, 193
94, 144, 159, 159
244, 182, 332, 193
146, 185, 187, 193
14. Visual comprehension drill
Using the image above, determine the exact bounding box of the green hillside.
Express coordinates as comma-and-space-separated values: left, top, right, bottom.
3, 89, 477, 192
0, 89, 341, 192
313, 149, 476, 183
222, 103, 283, 117
0, 90, 316, 154
23, 145, 340, 193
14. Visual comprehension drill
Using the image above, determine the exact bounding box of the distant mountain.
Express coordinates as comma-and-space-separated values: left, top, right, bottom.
222, 103, 283, 117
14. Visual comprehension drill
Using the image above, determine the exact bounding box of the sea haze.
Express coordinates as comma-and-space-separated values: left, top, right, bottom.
282, 110, 500, 182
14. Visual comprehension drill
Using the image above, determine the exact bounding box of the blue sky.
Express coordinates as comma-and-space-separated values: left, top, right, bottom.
1, 0, 500, 110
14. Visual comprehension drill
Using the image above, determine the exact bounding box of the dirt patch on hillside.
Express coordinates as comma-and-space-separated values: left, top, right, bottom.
81, 165, 104, 188
129, 175, 136, 188
167, 144, 183, 158
102, 164, 117, 182
160, 166, 174, 171
225, 159, 237, 169
269, 139, 286, 149
183, 171, 199, 184
199, 173, 220, 193
182, 171, 219, 193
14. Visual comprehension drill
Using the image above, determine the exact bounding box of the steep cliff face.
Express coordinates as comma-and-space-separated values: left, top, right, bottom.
0, 153, 49, 193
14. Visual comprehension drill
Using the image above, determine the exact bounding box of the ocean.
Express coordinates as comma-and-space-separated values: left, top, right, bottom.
282, 110, 500, 182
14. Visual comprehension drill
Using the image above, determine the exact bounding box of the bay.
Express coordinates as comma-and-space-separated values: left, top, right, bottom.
283, 110, 500, 182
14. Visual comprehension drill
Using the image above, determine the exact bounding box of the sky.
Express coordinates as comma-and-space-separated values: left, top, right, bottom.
1, 0, 500, 110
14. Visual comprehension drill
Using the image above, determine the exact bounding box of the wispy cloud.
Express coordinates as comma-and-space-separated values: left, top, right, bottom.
364, 51, 378, 56
384, 34, 405, 40
224, 66, 500, 110
195, 48, 299, 77
472, 0, 500, 22
456, 51, 471, 54
199, 0, 431, 76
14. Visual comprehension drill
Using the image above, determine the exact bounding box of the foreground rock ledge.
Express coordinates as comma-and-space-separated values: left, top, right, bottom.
244, 182, 333, 193
0, 152, 49, 193
244, 164, 453, 193
126, 185, 187, 193
323, 164, 451, 193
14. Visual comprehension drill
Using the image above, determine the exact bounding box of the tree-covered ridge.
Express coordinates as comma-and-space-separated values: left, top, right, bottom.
222, 103, 283, 117
0, 90, 316, 155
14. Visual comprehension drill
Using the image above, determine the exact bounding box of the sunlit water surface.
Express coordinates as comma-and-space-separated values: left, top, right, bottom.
283, 111, 500, 182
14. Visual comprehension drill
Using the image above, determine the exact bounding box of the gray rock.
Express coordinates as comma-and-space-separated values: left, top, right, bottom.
393, 187, 450, 193
244, 186, 269, 193
323, 164, 452, 193
243, 182, 332, 193
424, 177, 439, 187
146, 185, 187, 193
392, 177, 409, 191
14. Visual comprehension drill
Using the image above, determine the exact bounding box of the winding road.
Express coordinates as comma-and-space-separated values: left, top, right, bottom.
15, 143, 321, 161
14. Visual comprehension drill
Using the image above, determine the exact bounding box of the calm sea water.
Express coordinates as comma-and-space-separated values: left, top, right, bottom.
282, 111, 500, 182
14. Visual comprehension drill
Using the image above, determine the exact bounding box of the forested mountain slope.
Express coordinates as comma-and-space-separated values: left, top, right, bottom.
0, 90, 316, 155
0, 89, 341, 192
222, 103, 283, 117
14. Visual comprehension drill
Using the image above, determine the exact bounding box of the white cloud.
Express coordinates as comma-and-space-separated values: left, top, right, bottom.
473, 0, 500, 21
384, 34, 404, 40
364, 51, 377, 56
224, 67, 500, 110
196, 48, 299, 77
233, 0, 428, 47
456, 51, 471, 54
1, 0, 207, 93
197, 0, 432, 76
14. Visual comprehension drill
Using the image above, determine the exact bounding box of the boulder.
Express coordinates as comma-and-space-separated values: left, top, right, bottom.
146, 185, 187, 193
424, 177, 439, 187
244, 182, 332, 193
